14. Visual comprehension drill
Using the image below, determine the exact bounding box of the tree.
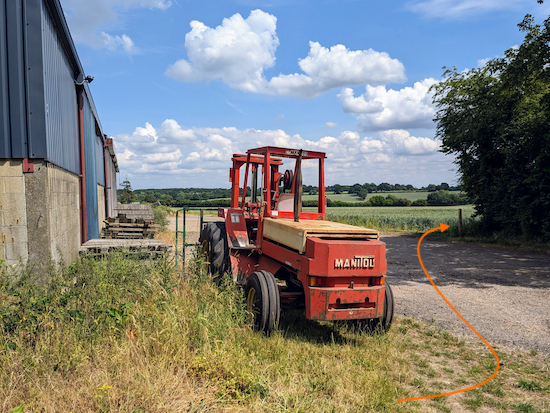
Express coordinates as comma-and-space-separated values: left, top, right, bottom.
433, 14, 550, 239
145, 194, 157, 203
377, 182, 393, 192
332, 184, 344, 194
119, 177, 136, 204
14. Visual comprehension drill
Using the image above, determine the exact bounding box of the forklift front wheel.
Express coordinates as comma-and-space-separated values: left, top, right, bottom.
245, 270, 280, 334
199, 222, 229, 282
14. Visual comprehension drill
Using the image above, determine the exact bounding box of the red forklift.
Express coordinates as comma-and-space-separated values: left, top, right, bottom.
199, 146, 393, 333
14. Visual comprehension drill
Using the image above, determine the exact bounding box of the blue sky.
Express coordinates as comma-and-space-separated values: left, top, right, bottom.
60, 0, 549, 189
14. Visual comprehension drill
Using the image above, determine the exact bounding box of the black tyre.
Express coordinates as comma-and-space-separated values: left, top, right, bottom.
199, 222, 229, 280
245, 270, 280, 334
379, 282, 394, 331
356, 282, 394, 333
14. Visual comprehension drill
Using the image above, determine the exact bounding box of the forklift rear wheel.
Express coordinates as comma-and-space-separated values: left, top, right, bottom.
199, 222, 229, 281
356, 282, 394, 333
245, 270, 280, 334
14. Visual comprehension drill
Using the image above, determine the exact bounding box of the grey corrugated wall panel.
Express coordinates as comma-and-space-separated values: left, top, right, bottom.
25, 0, 48, 159
83, 83, 103, 138
107, 156, 117, 217
40, 0, 79, 174
83, 95, 99, 240
0, 0, 11, 156
5, 0, 28, 158
95, 134, 105, 186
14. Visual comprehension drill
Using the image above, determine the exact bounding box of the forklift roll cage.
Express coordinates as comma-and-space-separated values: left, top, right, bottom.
229, 146, 327, 221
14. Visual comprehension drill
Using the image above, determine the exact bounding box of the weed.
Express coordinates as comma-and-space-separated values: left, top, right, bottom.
515, 403, 536, 413
413, 377, 424, 388
517, 379, 543, 391
463, 389, 484, 411
482, 380, 505, 397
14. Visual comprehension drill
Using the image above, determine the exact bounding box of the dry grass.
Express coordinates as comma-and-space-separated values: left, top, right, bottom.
1, 253, 548, 412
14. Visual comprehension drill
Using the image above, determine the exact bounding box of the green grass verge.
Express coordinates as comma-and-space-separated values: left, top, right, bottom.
1, 253, 548, 412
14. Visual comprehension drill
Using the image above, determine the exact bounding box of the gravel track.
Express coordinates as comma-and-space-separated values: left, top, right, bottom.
384, 234, 550, 355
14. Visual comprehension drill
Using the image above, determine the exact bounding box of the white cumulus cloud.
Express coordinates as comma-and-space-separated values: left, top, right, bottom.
100, 33, 138, 54
379, 129, 441, 155
165, 10, 279, 92
166, 11, 406, 98
112, 119, 448, 188
60, 0, 171, 53
267, 42, 406, 98
338, 78, 438, 130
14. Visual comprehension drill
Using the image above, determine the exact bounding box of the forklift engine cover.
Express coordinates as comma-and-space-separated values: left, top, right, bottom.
303, 237, 387, 321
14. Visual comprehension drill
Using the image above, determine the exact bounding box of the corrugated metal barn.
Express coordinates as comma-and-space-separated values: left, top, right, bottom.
0, 0, 118, 280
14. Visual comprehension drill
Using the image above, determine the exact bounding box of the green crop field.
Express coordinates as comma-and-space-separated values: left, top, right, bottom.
304, 205, 476, 232
302, 192, 364, 202
302, 191, 462, 203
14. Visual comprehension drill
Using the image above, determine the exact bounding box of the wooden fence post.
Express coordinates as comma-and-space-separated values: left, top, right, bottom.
458, 208, 463, 236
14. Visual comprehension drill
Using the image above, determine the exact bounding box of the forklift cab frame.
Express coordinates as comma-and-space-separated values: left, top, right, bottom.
228, 146, 327, 221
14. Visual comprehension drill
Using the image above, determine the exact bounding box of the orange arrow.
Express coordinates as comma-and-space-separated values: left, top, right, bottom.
398, 223, 499, 402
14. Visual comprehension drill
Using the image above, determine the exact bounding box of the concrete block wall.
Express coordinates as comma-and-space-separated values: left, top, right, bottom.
47, 164, 80, 265
97, 184, 105, 234
0, 160, 29, 267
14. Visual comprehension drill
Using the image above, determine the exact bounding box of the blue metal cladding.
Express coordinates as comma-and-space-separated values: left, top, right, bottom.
107, 159, 117, 217
95, 134, 105, 186
0, 0, 11, 155
41, 0, 79, 174
1, 0, 29, 158
83, 95, 99, 240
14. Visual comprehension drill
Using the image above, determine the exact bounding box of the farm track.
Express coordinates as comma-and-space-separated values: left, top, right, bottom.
169, 217, 550, 354
384, 234, 550, 355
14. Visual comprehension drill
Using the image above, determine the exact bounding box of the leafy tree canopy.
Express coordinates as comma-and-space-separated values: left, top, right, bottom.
433, 14, 550, 239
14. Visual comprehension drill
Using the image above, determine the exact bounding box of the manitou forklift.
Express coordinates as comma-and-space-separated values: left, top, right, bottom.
199, 146, 393, 333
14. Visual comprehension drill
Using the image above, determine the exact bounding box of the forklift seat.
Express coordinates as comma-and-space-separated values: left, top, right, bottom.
276, 193, 296, 212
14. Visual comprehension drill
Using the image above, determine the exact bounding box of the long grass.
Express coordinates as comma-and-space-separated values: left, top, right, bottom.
0, 254, 405, 412
1, 251, 548, 412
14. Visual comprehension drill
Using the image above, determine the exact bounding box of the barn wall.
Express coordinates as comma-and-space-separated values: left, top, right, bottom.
83, 95, 99, 240
41, 0, 80, 175
97, 184, 105, 234
47, 163, 80, 265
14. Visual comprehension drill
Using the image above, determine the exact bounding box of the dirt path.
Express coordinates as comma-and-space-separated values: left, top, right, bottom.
384, 234, 550, 354
167, 215, 223, 260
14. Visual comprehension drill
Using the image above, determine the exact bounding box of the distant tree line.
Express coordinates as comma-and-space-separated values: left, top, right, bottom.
120, 187, 232, 206
302, 190, 469, 207
118, 182, 467, 207
328, 182, 460, 200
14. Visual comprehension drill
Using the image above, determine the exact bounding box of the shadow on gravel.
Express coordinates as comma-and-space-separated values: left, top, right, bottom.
382, 235, 550, 290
